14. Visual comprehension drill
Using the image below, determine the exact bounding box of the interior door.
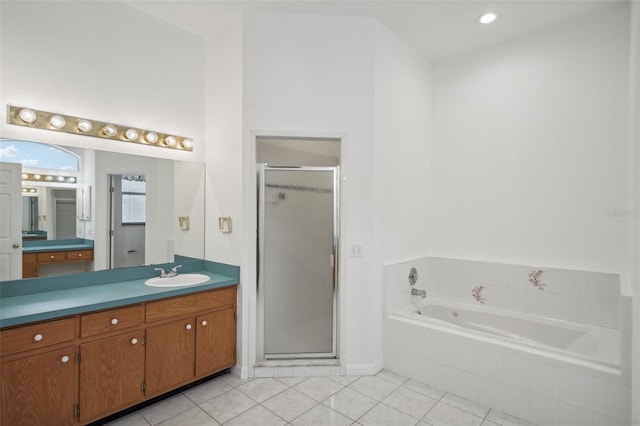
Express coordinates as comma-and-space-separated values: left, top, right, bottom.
259, 166, 338, 358
0, 162, 23, 280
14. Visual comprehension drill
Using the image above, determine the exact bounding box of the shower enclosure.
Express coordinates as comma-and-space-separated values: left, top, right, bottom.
258, 165, 339, 359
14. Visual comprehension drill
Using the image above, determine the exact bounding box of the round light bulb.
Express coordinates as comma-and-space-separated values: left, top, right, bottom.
165, 136, 177, 147
181, 138, 193, 150
33, 174, 41, 180
124, 129, 139, 141
102, 124, 117, 137
22, 188, 28, 193
478, 12, 497, 24
68, 177, 76, 183
18, 108, 37, 124
45, 175, 54, 182
49, 115, 66, 129
56, 176, 65, 182
21, 173, 29, 180
144, 132, 158, 144
29, 188, 36, 193
77, 119, 93, 133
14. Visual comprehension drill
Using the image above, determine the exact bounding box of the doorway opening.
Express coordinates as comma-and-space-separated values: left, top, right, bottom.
256, 136, 341, 360
108, 174, 146, 269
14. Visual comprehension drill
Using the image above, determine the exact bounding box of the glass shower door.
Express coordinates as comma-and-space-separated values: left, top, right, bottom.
258, 166, 338, 358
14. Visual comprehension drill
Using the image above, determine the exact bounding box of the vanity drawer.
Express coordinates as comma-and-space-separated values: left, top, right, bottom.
23, 253, 37, 264
67, 250, 93, 261
37, 251, 66, 262
146, 286, 236, 323
81, 304, 144, 338
0, 317, 77, 357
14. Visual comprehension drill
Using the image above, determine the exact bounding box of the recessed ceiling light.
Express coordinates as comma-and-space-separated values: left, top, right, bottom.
478, 12, 497, 25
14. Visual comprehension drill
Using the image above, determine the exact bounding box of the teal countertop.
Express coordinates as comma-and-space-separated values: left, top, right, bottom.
23, 238, 94, 253
0, 259, 239, 328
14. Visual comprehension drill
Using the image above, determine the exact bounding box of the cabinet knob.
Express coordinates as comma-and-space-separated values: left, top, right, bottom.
12, 243, 20, 249
33, 333, 43, 342
110, 318, 119, 325
131, 338, 138, 345
50, 255, 55, 259
61, 355, 70, 363
185, 324, 192, 330
201, 320, 208, 326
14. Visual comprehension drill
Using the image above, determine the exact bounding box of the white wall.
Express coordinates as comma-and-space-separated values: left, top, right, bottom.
374, 24, 433, 264
0, 1, 205, 163
243, 12, 379, 374
628, 2, 640, 424
431, 5, 630, 273
243, 12, 433, 375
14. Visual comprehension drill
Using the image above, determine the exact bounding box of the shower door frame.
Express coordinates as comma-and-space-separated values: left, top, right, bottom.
257, 164, 340, 360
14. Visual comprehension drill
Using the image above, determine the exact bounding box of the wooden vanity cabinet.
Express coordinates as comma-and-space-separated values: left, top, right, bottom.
0, 285, 237, 425
145, 317, 196, 396
22, 249, 94, 278
79, 330, 145, 423
196, 306, 236, 376
0, 317, 78, 426
144, 286, 237, 396
78, 304, 145, 423
1, 346, 77, 426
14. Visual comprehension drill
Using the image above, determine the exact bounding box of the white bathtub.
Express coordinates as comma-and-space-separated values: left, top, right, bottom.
383, 258, 631, 425
394, 297, 620, 371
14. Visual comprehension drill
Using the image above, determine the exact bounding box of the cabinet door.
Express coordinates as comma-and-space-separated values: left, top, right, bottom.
1, 346, 76, 426
79, 330, 145, 423
145, 318, 195, 396
196, 307, 236, 377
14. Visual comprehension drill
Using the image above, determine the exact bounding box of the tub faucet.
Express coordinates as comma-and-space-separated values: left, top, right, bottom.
411, 288, 426, 298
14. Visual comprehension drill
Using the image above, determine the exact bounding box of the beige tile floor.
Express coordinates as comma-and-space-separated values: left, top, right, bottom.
103, 370, 532, 426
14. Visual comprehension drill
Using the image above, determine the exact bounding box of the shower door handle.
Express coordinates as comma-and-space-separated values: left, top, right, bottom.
329, 254, 335, 268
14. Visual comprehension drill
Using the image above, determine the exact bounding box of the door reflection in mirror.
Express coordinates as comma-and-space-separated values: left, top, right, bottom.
109, 174, 146, 269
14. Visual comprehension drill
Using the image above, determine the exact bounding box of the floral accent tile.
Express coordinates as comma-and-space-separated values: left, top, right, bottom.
472, 285, 486, 304
528, 270, 546, 290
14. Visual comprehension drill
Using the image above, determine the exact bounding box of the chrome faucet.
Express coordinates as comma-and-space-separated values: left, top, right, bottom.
167, 264, 182, 277
154, 264, 182, 278
411, 288, 426, 298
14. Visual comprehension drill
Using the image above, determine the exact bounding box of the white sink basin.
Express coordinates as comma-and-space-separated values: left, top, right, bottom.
145, 273, 211, 287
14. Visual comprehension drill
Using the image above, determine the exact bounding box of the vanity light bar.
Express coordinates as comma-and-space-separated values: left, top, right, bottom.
7, 105, 194, 152
21, 173, 77, 184
22, 187, 37, 194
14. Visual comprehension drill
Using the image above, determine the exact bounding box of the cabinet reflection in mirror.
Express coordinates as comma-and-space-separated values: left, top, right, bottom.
0, 138, 205, 281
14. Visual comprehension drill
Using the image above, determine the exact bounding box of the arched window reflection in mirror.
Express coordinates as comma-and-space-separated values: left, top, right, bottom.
0, 139, 81, 243
0, 139, 79, 171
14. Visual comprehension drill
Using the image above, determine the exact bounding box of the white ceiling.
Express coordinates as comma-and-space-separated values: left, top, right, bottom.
127, 0, 627, 61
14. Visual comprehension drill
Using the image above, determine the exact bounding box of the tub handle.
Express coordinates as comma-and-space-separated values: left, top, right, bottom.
409, 267, 419, 286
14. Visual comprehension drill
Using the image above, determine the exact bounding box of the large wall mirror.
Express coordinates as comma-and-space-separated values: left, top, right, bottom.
0, 138, 205, 281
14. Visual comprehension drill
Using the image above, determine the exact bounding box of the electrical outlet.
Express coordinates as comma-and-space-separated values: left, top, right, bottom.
350, 244, 362, 257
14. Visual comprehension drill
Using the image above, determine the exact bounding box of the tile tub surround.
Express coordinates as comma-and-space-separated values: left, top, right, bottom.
101, 370, 533, 426
387, 257, 624, 330
383, 257, 632, 425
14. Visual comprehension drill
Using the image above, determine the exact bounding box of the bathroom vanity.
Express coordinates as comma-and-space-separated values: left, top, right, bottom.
0, 261, 239, 426
22, 239, 95, 278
